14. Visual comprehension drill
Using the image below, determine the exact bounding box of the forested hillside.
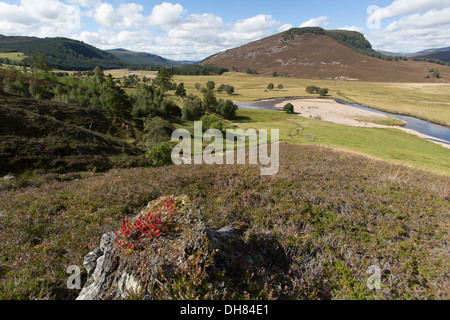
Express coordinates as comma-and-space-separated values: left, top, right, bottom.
0, 36, 125, 70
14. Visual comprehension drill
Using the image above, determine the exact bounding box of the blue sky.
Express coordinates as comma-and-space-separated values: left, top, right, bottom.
0, 0, 449, 60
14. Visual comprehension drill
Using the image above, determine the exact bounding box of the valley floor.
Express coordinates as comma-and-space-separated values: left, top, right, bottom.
164, 71, 450, 175
271, 98, 450, 149
171, 72, 450, 127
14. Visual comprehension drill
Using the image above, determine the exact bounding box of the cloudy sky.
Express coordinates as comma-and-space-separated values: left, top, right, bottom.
0, 0, 449, 60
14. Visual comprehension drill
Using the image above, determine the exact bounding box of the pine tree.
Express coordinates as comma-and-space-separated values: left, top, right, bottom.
155, 67, 173, 93
102, 75, 132, 120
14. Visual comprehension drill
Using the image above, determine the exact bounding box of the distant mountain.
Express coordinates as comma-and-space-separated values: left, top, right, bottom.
177, 60, 200, 65
376, 50, 402, 57
0, 35, 125, 71
202, 27, 450, 82
107, 48, 180, 66
409, 47, 450, 62
0, 34, 38, 44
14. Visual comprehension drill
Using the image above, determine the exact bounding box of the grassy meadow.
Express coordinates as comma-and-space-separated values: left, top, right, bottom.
170, 72, 450, 126
229, 109, 450, 176
0, 52, 27, 62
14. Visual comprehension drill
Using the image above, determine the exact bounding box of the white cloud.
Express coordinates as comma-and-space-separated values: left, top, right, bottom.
91, 1, 185, 30
77, 9, 284, 61
278, 24, 293, 32
76, 29, 153, 50
299, 16, 329, 28
338, 26, 365, 33
368, 0, 450, 21
175, 13, 223, 32
161, 13, 225, 58
384, 8, 450, 31
115, 3, 147, 29
148, 13, 280, 60
67, 0, 99, 8
148, 2, 186, 27
233, 14, 277, 33
0, 0, 80, 37
93, 2, 116, 27
367, 7, 450, 52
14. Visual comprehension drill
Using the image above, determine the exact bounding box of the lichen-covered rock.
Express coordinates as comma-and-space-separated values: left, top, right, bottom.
76, 195, 290, 300
77, 195, 215, 300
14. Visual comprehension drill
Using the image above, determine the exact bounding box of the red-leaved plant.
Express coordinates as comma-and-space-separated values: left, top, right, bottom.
116, 196, 180, 250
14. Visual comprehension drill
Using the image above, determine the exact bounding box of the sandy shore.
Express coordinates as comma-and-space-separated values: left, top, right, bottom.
274, 99, 450, 149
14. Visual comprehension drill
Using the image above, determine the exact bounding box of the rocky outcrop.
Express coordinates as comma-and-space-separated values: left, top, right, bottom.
77, 195, 204, 300
76, 195, 274, 300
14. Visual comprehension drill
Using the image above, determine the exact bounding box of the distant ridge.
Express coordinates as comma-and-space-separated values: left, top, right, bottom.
177, 60, 200, 65
107, 48, 181, 66
376, 50, 402, 57
410, 47, 450, 63
0, 34, 38, 44
201, 27, 450, 82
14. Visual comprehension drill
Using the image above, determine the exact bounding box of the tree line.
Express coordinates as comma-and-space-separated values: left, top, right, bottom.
127, 64, 229, 76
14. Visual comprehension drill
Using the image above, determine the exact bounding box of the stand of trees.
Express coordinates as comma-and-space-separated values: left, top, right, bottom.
0, 65, 239, 159
306, 85, 329, 96
128, 64, 228, 75
412, 57, 450, 66
283, 103, 294, 114
182, 88, 238, 121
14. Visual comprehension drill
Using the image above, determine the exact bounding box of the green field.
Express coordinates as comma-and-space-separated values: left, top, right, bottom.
228, 109, 450, 176
0, 52, 27, 62
170, 72, 450, 126
173, 106, 450, 176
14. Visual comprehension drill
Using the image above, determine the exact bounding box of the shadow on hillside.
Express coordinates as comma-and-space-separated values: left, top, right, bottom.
211, 227, 291, 298
231, 115, 253, 122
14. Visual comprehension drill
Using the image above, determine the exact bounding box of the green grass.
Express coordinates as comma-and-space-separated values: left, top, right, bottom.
231, 109, 450, 176
0, 52, 27, 62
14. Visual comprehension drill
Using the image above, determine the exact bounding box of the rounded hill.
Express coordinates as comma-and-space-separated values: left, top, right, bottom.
202, 28, 450, 82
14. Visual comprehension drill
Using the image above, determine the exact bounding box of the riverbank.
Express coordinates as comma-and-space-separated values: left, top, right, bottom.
272, 98, 450, 149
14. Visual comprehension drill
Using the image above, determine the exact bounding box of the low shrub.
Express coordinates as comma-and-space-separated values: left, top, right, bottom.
200, 114, 223, 132
146, 142, 173, 167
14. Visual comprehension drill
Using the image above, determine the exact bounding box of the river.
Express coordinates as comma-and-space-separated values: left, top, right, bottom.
235, 98, 450, 146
